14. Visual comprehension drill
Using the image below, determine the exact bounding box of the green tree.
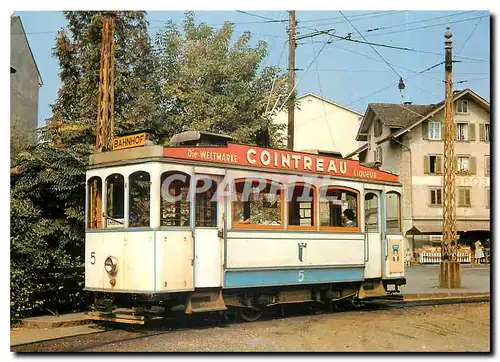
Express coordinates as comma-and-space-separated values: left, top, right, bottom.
10, 11, 159, 321
52, 11, 161, 135
154, 12, 288, 146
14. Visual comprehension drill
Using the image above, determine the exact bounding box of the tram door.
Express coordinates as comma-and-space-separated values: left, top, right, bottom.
193, 175, 223, 288
364, 191, 382, 278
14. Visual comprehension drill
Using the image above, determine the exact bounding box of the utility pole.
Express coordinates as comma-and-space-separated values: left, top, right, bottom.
287, 10, 296, 150
440, 27, 461, 288
95, 12, 117, 152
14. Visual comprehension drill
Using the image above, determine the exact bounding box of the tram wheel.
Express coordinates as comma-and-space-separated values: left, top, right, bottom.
308, 301, 326, 315
238, 307, 263, 322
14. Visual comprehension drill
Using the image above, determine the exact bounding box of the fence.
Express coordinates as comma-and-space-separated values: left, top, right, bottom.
417, 250, 472, 264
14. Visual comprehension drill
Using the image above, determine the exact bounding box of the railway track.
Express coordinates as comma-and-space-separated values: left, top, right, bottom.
11, 295, 489, 352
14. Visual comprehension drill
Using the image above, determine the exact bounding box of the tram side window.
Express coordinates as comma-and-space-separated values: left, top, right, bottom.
106, 174, 124, 227
87, 176, 102, 229
232, 179, 282, 228
319, 187, 359, 230
196, 178, 218, 227
129, 171, 151, 228
386, 192, 401, 233
161, 171, 191, 227
288, 184, 315, 228
364, 193, 379, 232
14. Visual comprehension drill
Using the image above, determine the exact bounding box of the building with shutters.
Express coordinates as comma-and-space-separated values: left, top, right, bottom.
346, 88, 490, 253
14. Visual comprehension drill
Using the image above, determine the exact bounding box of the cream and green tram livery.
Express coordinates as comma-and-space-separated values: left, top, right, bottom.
85, 132, 405, 323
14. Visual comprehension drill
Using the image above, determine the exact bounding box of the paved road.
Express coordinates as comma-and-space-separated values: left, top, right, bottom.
401, 264, 490, 294
12, 302, 490, 352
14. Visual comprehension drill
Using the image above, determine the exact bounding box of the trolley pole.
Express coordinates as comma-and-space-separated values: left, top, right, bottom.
287, 10, 296, 150
439, 27, 461, 288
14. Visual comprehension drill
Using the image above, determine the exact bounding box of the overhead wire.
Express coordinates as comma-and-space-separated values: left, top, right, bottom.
363, 10, 475, 33
338, 10, 402, 79
362, 14, 489, 39
455, 15, 485, 56
310, 36, 338, 151
297, 10, 399, 24
295, 61, 445, 130
296, 10, 406, 29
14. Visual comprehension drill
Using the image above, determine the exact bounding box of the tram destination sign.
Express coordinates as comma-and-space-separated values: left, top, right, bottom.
164, 144, 399, 183
113, 133, 146, 150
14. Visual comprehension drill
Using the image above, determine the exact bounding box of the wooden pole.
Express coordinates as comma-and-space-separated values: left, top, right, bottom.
287, 10, 296, 150
440, 27, 461, 288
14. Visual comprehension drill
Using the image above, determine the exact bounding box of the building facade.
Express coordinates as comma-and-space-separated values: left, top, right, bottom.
348, 89, 490, 253
272, 93, 363, 158
11, 15, 43, 146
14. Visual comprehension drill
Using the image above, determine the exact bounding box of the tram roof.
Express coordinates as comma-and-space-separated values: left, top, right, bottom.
89, 143, 400, 185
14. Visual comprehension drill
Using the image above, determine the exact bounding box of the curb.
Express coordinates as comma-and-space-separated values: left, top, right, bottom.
11, 325, 104, 348
18, 312, 92, 329
401, 293, 489, 307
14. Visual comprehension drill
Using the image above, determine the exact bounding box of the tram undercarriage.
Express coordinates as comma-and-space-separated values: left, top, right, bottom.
86, 278, 406, 325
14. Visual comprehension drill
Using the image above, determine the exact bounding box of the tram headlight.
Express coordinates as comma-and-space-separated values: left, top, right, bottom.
104, 256, 118, 274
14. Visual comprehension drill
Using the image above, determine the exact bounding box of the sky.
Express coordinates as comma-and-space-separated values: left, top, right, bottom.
13, 10, 490, 128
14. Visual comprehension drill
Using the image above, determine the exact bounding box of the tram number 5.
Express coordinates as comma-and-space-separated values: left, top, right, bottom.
90, 252, 96, 265
298, 270, 305, 282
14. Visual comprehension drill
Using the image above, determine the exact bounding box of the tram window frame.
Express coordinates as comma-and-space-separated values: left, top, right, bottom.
287, 182, 316, 231
364, 193, 379, 233
232, 179, 284, 230
105, 173, 125, 228
87, 176, 103, 229
318, 186, 360, 232
160, 171, 191, 227
128, 171, 151, 228
386, 191, 402, 233
195, 177, 218, 228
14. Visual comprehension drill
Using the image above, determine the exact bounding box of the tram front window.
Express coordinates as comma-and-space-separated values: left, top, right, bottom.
129, 171, 151, 228
161, 171, 191, 227
232, 179, 282, 228
87, 176, 102, 229
106, 174, 124, 227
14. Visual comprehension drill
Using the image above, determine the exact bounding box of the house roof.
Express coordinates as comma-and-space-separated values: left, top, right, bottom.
11, 15, 43, 86
378, 88, 490, 143
345, 143, 368, 159
350, 88, 490, 156
369, 103, 441, 128
298, 93, 364, 117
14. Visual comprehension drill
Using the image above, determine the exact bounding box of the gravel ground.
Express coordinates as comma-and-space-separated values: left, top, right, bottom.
13, 302, 490, 352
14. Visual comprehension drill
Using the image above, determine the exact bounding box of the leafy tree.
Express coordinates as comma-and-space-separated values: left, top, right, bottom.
52, 11, 161, 136
10, 11, 158, 321
154, 12, 288, 146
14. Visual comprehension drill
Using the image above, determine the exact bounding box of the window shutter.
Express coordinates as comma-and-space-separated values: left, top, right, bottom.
458, 189, 464, 206
436, 156, 443, 174
486, 156, 490, 176
430, 189, 435, 205
440, 122, 444, 140
479, 124, 486, 141
469, 123, 476, 141
422, 121, 429, 140
469, 156, 477, 174
466, 189, 471, 206
424, 156, 430, 174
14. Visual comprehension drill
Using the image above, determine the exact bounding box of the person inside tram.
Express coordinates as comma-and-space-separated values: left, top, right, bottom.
342, 209, 357, 227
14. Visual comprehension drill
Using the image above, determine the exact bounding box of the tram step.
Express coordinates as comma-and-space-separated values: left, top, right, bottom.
185, 290, 227, 314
